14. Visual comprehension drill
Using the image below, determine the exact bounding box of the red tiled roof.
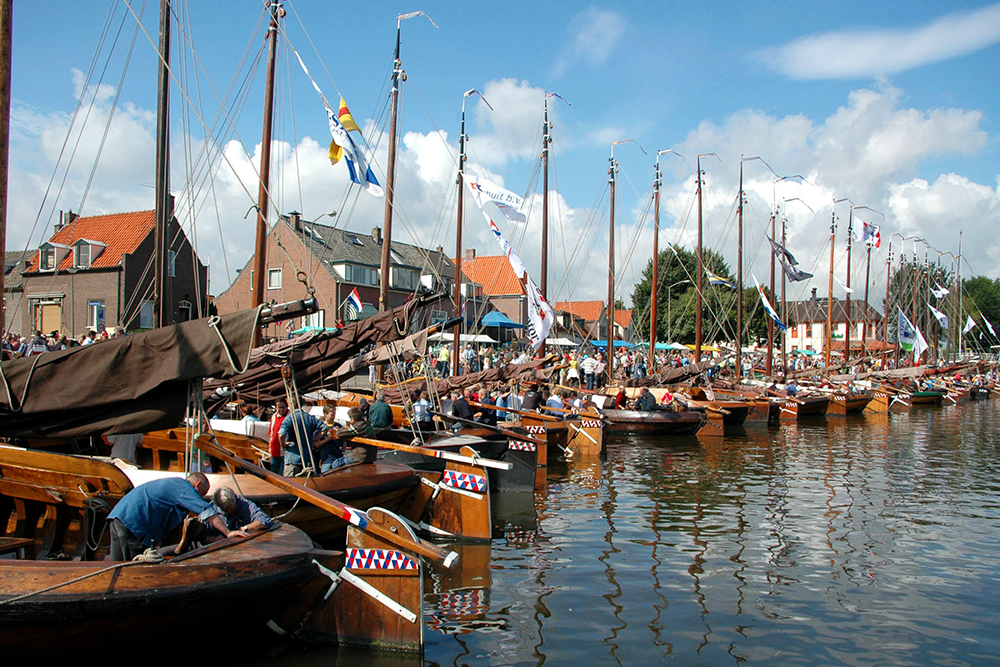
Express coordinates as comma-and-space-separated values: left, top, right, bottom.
555, 300, 604, 322
614, 309, 632, 327
23, 210, 155, 273
457, 255, 524, 296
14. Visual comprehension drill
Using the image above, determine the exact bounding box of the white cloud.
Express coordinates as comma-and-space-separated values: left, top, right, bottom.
756, 3, 1000, 79
552, 7, 626, 79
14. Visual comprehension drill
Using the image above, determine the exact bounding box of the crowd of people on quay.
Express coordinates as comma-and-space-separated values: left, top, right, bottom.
1, 327, 127, 359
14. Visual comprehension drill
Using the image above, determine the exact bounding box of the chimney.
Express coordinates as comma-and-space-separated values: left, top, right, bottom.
436, 246, 444, 254
811, 287, 817, 302
55, 210, 64, 233
464, 248, 476, 261
372, 227, 382, 244
288, 211, 302, 232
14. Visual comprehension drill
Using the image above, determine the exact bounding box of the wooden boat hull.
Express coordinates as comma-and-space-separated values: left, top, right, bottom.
0, 524, 325, 657
911, 390, 946, 405
827, 392, 873, 415
778, 395, 830, 420
597, 409, 704, 435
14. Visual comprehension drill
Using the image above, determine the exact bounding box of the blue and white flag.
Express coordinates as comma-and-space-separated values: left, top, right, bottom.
293, 50, 383, 197
752, 275, 785, 331
898, 308, 928, 359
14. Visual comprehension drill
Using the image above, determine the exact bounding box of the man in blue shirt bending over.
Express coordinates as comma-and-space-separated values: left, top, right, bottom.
107, 473, 244, 561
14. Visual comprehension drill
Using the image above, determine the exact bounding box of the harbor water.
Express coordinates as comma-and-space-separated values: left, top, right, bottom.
256, 399, 1000, 666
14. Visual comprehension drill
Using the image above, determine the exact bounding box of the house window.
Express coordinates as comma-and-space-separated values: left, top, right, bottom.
344, 264, 379, 286
39, 247, 56, 271
267, 268, 282, 289
168, 250, 176, 277
87, 300, 105, 330
303, 310, 325, 328
75, 244, 91, 268
391, 267, 418, 291
139, 301, 155, 329
178, 300, 192, 322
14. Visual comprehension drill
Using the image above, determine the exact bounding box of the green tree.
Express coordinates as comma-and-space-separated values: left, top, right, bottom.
961, 276, 1000, 348
630, 245, 765, 345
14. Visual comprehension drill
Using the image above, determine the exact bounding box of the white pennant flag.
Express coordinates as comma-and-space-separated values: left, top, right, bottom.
914, 326, 929, 361
985, 317, 997, 337
465, 175, 554, 350
930, 282, 950, 298
834, 276, 854, 294
963, 315, 976, 335
927, 303, 949, 329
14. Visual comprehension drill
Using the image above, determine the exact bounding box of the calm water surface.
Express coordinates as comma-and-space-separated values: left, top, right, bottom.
257, 400, 1000, 666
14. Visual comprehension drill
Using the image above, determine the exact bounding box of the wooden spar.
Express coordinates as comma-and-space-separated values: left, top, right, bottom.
780, 212, 788, 376
466, 399, 577, 422
251, 0, 280, 330
349, 436, 512, 471
863, 241, 872, 356
767, 206, 775, 376
651, 156, 661, 358
153, 0, 170, 328
695, 153, 704, 359
764, 387, 806, 405
193, 436, 457, 568
379, 22, 401, 315
736, 159, 743, 377
845, 206, 853, 364
606, 150, 616, 387
676, 395, 732, 415
0, 0, 9, 331
452, 95, 468, 374
429, 410, 546, 445
883, 237, 892, 368
826, 206, 835, 369
540, 94, 550, 358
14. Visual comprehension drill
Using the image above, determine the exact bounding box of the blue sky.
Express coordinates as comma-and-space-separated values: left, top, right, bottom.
7, 0, 1000, 313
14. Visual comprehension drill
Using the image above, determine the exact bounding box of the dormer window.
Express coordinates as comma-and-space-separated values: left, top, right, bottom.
38, 242, 70, 271
72, 239, 105, 269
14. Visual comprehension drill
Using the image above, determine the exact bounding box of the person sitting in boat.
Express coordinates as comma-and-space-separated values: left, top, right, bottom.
411, 389, 435, 431
206, 487, 273, 540
476, 390, 498, 427
521, 384, 543, 410
660, 389, 676, 410
613, 387, 628, 410
545, 389, 564, 419
785, 380, 798, 397
451, 389, 476, 423
334, 406, 378, 464
106, 473, 244, 561
369, 392, 394, 431
633, 387, 657, 412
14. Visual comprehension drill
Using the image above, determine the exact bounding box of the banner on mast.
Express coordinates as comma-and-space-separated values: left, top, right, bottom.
854, 221, 881, 248
963, 315, 976, 335
767, 238, 813, 282
930, 282, 950, 298
465, 175, 554, 350
897, 308, 928, 360
927, 303, 949, 329
752, 275, 785, 332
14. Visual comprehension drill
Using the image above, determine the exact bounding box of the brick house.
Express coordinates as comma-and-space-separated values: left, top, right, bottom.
554, 300, 607, 341
3, 250, 31, 334
614, 308, 633, 341
19, 208, 207, 337
213, 212, 456, 339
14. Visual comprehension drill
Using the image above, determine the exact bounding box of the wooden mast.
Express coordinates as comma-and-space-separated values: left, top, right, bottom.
825, 207, 835, 369
152, 0, 171, 328
606, 149, 616, 387
695, 155, 704, 360
844, 207, 853, 365
736, 160, 743, 379
767, 207, 776, 376
650, 158, 660, 360
780, 213, 787, 376
0, 0, 10, 333
862, 241, 872, 356
379, 22, 402, 316
452, 92, 471, 376
250, 0, 280, 345
883, 237, 892, 368
539, 95, 550, 358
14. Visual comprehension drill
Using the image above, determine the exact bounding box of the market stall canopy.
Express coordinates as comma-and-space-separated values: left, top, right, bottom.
591, 340, 633, 349
429, 332, 498, 344
546, 337, 579, 347
480, 311, 525, 329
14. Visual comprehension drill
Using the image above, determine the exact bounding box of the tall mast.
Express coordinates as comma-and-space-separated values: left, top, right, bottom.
780, 213, 788, 376
379, 23, 402, 315
911, 241, 919, 364
153, 0, 171, 328
736, 160, 743, 379
539, 96, 550, 358
883, 238, 892, 368
0, 0, 11, 332
862, 241, 872, 356
767, 207, 776, 376
650, 159, 660, 359
606, 150, 616, 387
251, 0, 280, 338
695, 154, 704, 360
452, 91, 473, 375
825, 207, 835, 369
844, 207, 853, 365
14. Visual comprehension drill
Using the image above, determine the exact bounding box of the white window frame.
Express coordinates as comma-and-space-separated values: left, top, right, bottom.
139, 301, 155, 329
39, 247, 56, 271
75, 244, 91, 269
267, 268, 282, 289
87, 300, 105, 330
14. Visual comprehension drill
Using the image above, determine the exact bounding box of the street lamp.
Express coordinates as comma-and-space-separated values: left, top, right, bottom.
667, 279, 691, 342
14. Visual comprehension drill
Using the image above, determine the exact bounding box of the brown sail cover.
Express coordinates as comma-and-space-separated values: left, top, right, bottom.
203, 295, 442, 407
0, 308, 261, 438
379, 358, 559, 403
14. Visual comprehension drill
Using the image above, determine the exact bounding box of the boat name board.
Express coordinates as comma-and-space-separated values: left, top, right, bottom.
579, 420, 601, 428
509, 440, 537, 452
525, 425, 547, 434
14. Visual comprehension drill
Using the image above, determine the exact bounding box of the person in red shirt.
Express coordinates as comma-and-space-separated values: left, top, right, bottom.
268, 398, 289, 474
